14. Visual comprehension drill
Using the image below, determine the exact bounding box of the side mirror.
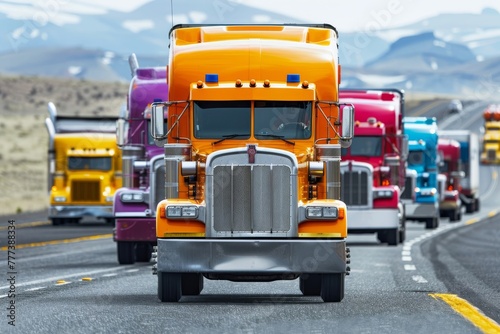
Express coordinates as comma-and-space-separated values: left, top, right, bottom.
151, 102, 168, 147
340, 105, 354, 148
116, 118, 127, 147
401, 135, 409, 160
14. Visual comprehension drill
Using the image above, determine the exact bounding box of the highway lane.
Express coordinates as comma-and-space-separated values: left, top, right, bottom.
1, 99, 500, 333
0, 230, 488, 334
1, 193, 498, 332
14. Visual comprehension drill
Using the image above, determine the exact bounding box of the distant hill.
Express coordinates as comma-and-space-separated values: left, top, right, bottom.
365, 32, 477, 73
0, 47, 164, 82
1, 1, 500, 96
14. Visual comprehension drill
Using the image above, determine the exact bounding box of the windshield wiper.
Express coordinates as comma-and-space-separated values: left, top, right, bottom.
212, 134, 250, 145
255, 134, 295, 145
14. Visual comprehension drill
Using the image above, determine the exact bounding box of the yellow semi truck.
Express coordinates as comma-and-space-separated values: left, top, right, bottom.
481, 104, 500, 164
45, 102, 122, 225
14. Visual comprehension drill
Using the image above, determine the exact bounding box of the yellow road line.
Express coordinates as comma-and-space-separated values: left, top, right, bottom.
430, 293, 500, 333
488, 210, 498, 218
413, 100, 445, 117
465, 218, 480, 225
0, 234, 113, 251
0, 221, 51, 231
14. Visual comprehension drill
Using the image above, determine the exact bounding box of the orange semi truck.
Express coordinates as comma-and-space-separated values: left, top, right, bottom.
45, 102, 122, 225
150, 24, 355, 302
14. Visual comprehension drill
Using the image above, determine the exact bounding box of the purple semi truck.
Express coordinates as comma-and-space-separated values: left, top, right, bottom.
113, 54, 167, 264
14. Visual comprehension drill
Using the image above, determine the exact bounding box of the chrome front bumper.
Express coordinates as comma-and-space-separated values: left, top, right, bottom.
49, 205, 113, 219
347, 208, 399, 230
404, 201, 438, 219
156, 238, 347, 274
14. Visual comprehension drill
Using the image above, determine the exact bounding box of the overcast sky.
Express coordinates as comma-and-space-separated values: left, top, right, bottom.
246, 0, 500, 32
1, 0, 500, 32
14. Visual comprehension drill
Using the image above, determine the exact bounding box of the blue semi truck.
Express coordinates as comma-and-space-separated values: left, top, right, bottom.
401, 117, 440, 229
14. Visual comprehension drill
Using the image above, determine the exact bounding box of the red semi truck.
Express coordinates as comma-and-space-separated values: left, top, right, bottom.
437, 138, 462, 222
439, 130, 480, 214
339, 89, 407, 245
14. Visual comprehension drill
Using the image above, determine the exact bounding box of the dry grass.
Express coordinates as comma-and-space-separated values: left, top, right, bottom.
0, 75, 128, 215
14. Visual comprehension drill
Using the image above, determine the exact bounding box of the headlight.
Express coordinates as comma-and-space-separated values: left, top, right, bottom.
373, 190, 394, 199
166, 205, 198, 218
306, 206, 338, 219
120, 193, 144, 202
54, 196, 66, 202
322, 207, 338, 218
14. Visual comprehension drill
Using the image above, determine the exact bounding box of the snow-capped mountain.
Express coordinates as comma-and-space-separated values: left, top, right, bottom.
0, 1, 499, 96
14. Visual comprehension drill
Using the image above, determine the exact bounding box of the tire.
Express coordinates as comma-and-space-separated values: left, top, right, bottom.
181, 273, 204, 296
465, 202, 474, 214
320, 273, 345, 302
158, 272, 182, 302
399, 218, 406, 244
449, 209, 460, 222
135, 243, 152, 263
387, 228, 399, 246
117, 242, 135, 265
51, 218, 65, 226
299, 274, 321, 296
425, 217, 438, 229
377, 232, 387, 244
475, 198, 480, 212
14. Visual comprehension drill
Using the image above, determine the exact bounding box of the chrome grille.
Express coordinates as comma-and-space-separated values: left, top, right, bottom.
487, 149, 496, 160
213, 164, 292, 233
71, 180, 100, 202
340, 165, 371, 207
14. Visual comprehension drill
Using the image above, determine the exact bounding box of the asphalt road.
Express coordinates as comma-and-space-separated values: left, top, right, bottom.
0, 99, 499, 333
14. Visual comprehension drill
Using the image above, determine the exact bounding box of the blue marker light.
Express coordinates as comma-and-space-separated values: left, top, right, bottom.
205, 74, 219, 83
287, 74, 300, 83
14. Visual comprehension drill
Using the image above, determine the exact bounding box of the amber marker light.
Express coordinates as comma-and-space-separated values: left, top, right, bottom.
196, 80, 203, 88
249, 79, 256, 87
263, 79, 270, 87
235, 79, 242, 87
302, 80, 309, 88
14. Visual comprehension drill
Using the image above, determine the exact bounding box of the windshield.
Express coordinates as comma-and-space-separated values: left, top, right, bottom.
254, 101, 312, 139
68, 157, 112, 171
439, 161, 449, 173
194, 101, 251, 139
342, 136, 382, 156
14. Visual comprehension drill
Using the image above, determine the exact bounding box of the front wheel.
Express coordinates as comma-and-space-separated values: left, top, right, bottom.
181, 273, 204, 296
425, 217, 438, 229
474, 198, 480, 212
386, 228, 399, 246
320, 273, 345, 302
377, 232, 387, 244
299, 274, 321, 296
158, 272, 182, 302
51, 218, 65, 226
117, 242, 135, 265
135, 243, 152, 262
449, 209, 461, 222
399, 218, 406, 243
